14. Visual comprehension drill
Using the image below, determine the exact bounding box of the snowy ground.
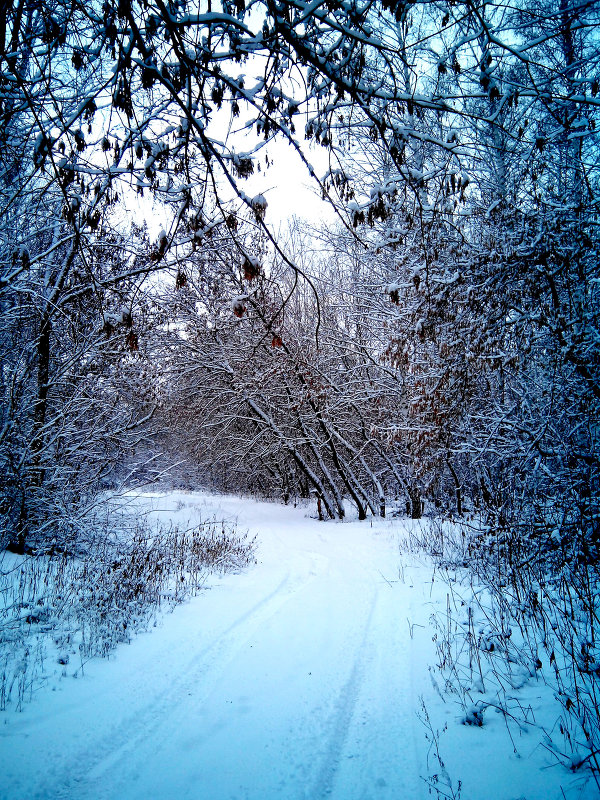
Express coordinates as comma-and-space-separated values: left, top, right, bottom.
0, 492, 597, 800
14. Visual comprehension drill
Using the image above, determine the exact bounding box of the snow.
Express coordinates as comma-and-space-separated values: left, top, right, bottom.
0, 492, 598, 800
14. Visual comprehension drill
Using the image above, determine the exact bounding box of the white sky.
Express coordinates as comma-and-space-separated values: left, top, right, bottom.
242, 135, 336, 230
132, 130, 336, 241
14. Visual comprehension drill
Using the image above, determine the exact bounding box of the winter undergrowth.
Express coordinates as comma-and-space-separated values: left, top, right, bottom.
0, 511, 255, 711
407, 515, 600, 797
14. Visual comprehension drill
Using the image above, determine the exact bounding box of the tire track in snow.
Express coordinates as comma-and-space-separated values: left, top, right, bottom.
309, 587, 379, 800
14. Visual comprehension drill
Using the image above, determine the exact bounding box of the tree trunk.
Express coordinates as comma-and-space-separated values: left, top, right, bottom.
408, 487, 422, 519
13, 311, 52, 553
31, 312, 51, 486
447, 460, 463, 516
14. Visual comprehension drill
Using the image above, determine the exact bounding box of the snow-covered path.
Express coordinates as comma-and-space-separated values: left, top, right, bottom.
0, 494, 432, 800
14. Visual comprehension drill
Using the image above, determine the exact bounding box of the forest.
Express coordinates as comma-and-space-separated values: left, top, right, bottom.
0, 0, 599, 793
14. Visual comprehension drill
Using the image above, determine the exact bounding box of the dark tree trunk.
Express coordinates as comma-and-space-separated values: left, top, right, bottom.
447, 460, 463, 516
408, 487, 422, 519
31, 313, 51, 486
